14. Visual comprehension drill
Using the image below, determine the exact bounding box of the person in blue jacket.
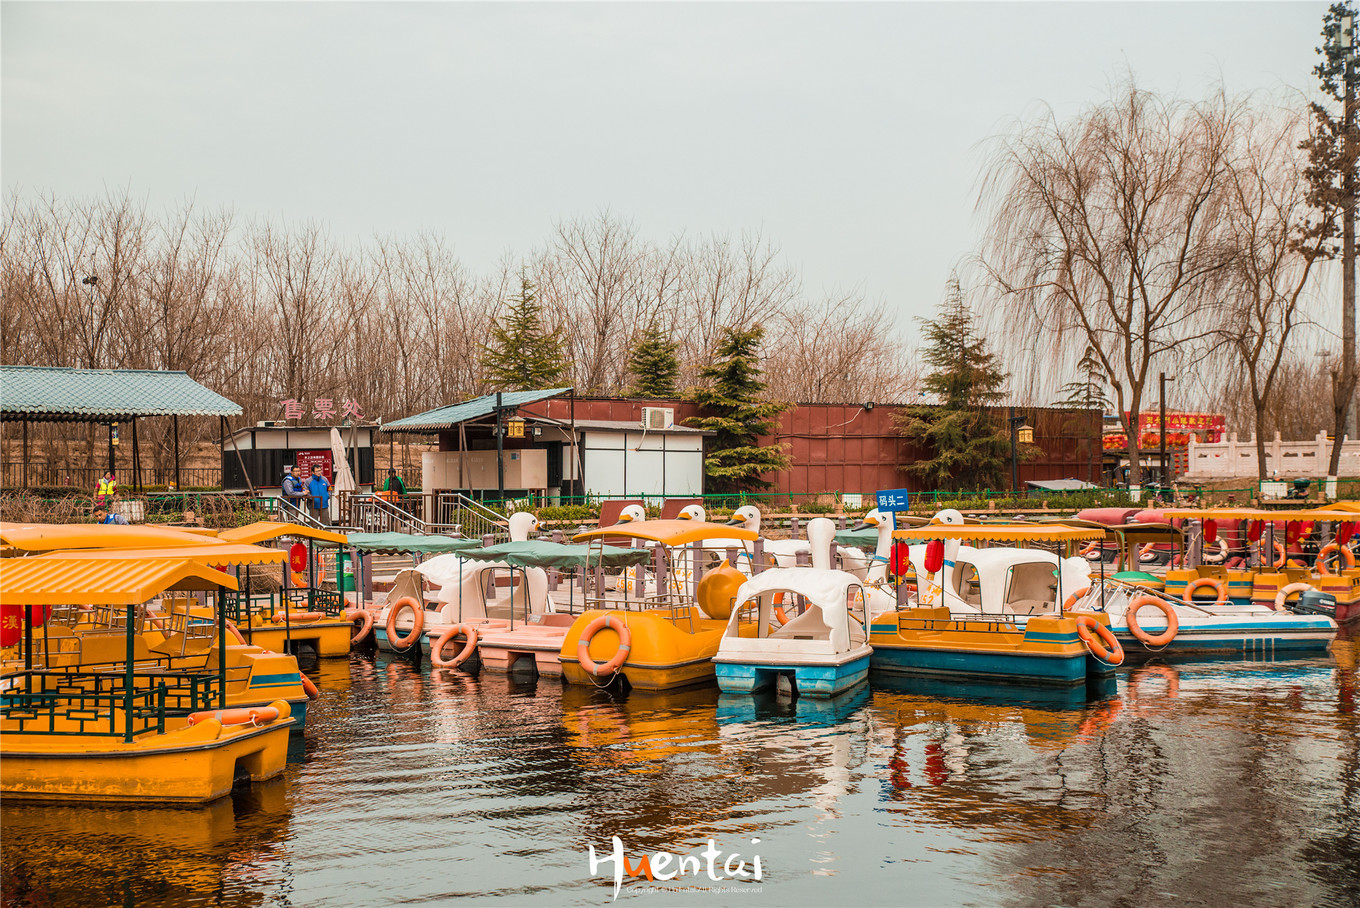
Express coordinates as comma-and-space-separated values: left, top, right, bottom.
307, 464, 332, 524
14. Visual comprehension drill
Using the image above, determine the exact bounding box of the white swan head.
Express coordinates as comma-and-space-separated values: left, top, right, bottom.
678, 504, 707, 522
508, 511, 541, 541
727, 505, 761, 532
806, 517, 837, 571
934, 508, 966, 526
617, 504, 647, 524
853, 508, 895, 532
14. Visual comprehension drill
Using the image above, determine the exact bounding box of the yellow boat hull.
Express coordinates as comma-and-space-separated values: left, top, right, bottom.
2, 706, 294, 805
558, 608, 728, 691
237, 621, 353, 658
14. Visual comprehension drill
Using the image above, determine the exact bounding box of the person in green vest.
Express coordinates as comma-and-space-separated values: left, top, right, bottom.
383, 469, 408, 496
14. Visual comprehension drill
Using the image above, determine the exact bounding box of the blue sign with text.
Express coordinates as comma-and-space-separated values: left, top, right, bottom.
876, 489, 911, 512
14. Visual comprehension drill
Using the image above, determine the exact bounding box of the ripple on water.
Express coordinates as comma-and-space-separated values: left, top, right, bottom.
2, 654, 1357, 907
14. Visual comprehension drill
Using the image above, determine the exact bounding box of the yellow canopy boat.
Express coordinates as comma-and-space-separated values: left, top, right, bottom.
870, 518, 1118, 686
559, 520, 758, 690
1, 555, 294, 804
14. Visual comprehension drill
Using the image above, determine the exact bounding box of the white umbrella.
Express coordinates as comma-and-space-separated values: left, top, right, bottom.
329, 428, 357, 518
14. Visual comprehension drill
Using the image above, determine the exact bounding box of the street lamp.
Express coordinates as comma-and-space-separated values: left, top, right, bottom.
1009, 407, 1034, 493
1159, 372, 1176, 492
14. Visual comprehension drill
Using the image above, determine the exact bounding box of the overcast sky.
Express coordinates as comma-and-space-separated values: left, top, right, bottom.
1, 1, 1329, 344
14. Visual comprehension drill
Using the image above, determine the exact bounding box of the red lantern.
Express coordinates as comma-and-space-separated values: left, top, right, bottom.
1203, 519, 1218, 544
924, 539, 945, 574
288, 543, 309, 573
1246, 520, 1263, 542
890, 541, 911, 577
0, 603, 23, 647
26, 604, 50, 627
1339, 522, 1355, 545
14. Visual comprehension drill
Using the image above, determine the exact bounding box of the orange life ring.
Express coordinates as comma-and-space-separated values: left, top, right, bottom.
384, 596, 424, 650
1080, 542, 1099, 558
1182, 577, 1227, 605
187, 705, 280, 727
577, 613, 631, 677
225, 620, 248, 645
1202, 539, 1229, 564
1139, 542, 1159, 563
347, 608, 374, 644
1317, 543, 1356, 576
1126, 595, 1179, 647
1274, 581, 1316, 611
274, 610, 325, 623
1063, 587, 1091, 611
1271, 541, 1286, 568
300, 672, 320, 700
772, 591, 790, 624
1074, 614, 1124, 665
431, 623, 480, 668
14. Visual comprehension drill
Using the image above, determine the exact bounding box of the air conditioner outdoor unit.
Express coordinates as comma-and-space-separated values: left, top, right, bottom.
641, 407, 675, 430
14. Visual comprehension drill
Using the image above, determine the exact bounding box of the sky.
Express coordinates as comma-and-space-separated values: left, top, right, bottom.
0, 1, 1331, 346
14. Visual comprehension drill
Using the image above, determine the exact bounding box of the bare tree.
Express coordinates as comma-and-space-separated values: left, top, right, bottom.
979, 78, 1239, 486
1215, 107, 1329, 478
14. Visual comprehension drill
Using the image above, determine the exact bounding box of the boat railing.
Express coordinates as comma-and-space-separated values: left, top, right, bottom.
2, 669, 221, 741
222, 587, 346, 625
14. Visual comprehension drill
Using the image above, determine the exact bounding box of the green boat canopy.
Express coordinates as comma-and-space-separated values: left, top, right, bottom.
834, 528, 879, 548
346, 533, 482, 555
455, 540, 652, 569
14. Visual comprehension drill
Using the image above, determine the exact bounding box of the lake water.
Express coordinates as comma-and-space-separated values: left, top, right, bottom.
3, 639, 1358, 908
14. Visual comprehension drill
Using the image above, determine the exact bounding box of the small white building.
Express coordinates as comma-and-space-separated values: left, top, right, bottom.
222, 423, 377, 496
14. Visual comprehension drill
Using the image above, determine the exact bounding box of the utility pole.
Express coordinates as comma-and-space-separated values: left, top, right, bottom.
495, 391, 506, 504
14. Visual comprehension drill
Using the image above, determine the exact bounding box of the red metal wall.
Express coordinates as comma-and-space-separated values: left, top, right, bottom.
522, 396, 1102, 495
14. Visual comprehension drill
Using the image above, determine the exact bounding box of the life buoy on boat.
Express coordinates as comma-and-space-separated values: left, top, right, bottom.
431, 623, 479, 668
1074, 614, 1124, 665
1063, 587, 1091, 611
300, 672, 320, 700
1274, 581, 1316, 611
384, 596, 424, 650
225, 620, 248, 645
1202, 539, 1229, 564
1317, 543, 1356, 576
273, 611, 325, 624
1139, 543, 1160, 564
772, 591, 790, 625
1271, 541, 1286, 569
1126, 595, 1179, 647
347, 608, 374, 644
1080, 542, 1100, 559
1182, 577, 1227, 605
577, 613, 631, 677
188, 706, 281, 728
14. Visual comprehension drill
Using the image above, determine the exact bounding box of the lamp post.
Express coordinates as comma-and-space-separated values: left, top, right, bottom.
1159, 372, 1176, 492
1009, 408, 1034, 493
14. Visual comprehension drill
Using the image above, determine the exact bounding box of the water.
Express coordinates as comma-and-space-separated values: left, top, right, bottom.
4, 640, 1358, 908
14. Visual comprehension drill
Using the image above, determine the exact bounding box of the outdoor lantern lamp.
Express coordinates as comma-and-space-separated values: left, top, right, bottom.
1009, 408, 1032, 492
1016, 423, 1034, 445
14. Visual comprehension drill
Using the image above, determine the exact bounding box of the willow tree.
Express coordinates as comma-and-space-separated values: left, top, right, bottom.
979, 79, 1237, 486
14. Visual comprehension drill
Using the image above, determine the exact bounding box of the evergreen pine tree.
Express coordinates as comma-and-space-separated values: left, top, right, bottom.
686, 325, 792, 492
481, 276, 567, 391
628, 325, 681, 398
1053, 345, 1112, 410
895, 278, 1013, 491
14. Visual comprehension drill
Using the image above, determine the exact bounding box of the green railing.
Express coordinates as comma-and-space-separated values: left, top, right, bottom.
2, 670, 220, 740
221, 587, 345, 624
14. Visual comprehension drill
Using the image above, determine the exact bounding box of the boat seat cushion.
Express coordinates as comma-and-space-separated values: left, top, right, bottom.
770, 606, 832, 640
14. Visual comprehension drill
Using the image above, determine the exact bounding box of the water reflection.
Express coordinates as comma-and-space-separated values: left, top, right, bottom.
2, 653, 1356, 907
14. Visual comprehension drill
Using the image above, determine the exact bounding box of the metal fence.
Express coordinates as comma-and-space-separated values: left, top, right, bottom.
2, 462, 222, 490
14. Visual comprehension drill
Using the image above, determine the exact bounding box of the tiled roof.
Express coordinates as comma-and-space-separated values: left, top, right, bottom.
382, 388, 572, 432
0, 366, 242, 420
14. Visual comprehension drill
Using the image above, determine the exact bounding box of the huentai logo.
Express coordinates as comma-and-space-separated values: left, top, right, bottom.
586, 836, 763, 900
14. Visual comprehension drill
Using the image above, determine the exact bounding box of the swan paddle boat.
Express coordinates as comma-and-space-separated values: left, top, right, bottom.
1, 553, 295, 803
558, 519, 758, 690
870, 515, 1119, 686
713, 565, 872, 698
449, 539, 650, 677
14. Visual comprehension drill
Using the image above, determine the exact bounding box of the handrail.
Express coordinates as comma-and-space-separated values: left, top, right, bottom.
434, 492, 505, 541
272, 496, 331, 531
349, 492, 433, 535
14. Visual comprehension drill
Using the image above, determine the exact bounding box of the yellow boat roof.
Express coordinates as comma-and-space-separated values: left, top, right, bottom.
0, 555, 239, 604
573, 519, 758, 546
217, 521, 348, 546
1161, 507, 1360, 521
35, 543, 286, 568
893, 523, 1105, 543
0, 522, 228, 553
